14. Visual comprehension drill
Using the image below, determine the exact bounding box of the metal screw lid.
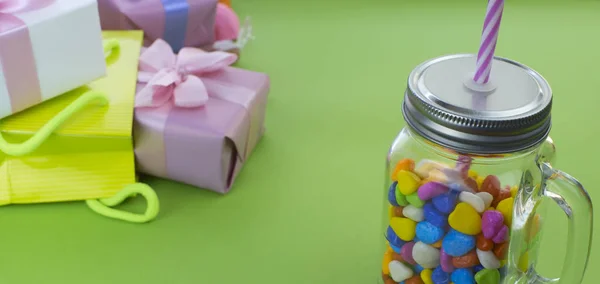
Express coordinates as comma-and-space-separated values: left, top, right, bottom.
402, 54, 553, 154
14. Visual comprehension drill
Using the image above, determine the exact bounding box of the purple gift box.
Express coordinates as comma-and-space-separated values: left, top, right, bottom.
133, 39, 269, 193
97, 0, 218, 52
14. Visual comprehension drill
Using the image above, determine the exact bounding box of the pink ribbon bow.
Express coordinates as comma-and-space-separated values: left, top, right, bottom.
135, 39, 239, 108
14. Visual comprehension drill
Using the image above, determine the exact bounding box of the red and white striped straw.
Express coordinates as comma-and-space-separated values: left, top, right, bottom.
473, 0, 505, 84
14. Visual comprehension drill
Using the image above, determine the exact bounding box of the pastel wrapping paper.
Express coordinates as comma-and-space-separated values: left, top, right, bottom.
134, 41, 269, 194
0, 31, 143, 205
97, 0, 218, 52
0, 0, 106, 119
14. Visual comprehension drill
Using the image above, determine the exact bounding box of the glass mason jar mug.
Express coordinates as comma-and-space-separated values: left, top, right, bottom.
380, 55, 593, 284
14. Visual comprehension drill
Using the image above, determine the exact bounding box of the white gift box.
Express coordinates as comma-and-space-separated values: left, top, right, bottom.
0, 0, 106, 119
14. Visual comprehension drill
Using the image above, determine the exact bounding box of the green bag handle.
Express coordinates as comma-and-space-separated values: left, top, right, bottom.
86, 183, 160, 223
90, 39, 160, 223
0, 39, 120, 157
0, 91, 109, 156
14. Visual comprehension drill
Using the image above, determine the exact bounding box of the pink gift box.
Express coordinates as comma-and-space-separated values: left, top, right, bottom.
133, 40, 269, 193
97, 0, 218, 52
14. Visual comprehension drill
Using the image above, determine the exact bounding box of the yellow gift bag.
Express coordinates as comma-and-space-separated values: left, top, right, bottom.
0, 31, 158, 223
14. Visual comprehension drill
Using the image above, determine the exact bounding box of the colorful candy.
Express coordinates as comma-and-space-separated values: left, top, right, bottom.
474, 268, 500, 284
389, 260, 414, 282
418, 182, 449, 200
403, 205, 425, 222
432, 191, 458, 214
510, 186, 518, 198
421, 269, 433, 284
493, 242, 508, 259
476, 234, 494, 251
439, 248, 455, 273
423, 203, 448, 228
473, 264, 485, 273
387, 226, 406, 248
381, 158, 539, 284
383, 275, 397, 284
391, 244, 402, 253
394, 206, 405, 218
391, 217, 417, 241
392, 250, 404, 262
431, 266, 450, 284
412, 242, 441, 269
476, 192, 493, 209
448, 203, 482, 235
397, 170, 422, 195
452, 249, 480, 268
451, 268, 475, 284
496, 197, 514, 227
407, 192, 426, 208
383, 248, 394, 275
392, 158, 416, 181
480, 175, 501, 199
476, 176, 485, 189
491, 226, 508, 244
396, 190, 410, 206
458, 191, 486, 213
401, 242, 417, 265
481, 211, 506, 241
442, 229, 476, 257
476, 249, 501, 269
389, 182, 400, 206
493, 189, 512, 208
405, 275, 425, 284
416, 221, 445, 244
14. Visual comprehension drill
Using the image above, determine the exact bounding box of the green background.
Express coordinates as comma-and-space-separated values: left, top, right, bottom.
1, 0, 598, 283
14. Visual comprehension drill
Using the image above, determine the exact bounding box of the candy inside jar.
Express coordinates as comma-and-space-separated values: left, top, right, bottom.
381, 158, 541, 284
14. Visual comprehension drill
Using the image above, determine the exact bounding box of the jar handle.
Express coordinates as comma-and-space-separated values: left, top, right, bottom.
531, 162, 593, 283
